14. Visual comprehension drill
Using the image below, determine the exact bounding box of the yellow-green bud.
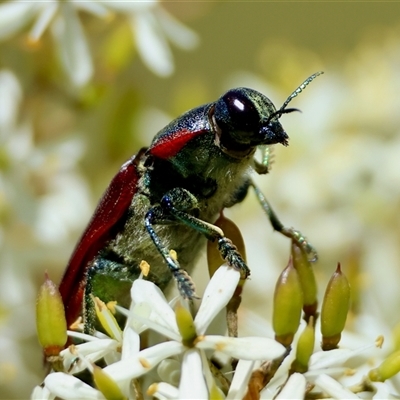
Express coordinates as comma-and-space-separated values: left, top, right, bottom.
207, 212, 246, 289
175, 303, 197, 347
273, 258, 303, 347
291, 242, 318, 321
290, 316, 315, 374
93, 365, 126, 400
36, 273, 67, 357
320, 263, 351, 350
369, 350, 400, 382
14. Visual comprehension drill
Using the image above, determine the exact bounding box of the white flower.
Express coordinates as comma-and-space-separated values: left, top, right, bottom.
0, 1, 94, 86
0, 69, 91, 399
102, 265, 285, 397
0, 1, 198, 84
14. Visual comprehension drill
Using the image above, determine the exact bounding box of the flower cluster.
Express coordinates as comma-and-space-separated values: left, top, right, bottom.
34, 265, 285, 399
34, 240, 400, 399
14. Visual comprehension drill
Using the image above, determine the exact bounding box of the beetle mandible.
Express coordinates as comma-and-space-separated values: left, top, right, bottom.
59, 72, 322, 332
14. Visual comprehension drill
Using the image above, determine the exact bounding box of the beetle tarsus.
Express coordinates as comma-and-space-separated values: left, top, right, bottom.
218, 237, 250, 279
173, 268, 199, 299
287, 228, 318, 262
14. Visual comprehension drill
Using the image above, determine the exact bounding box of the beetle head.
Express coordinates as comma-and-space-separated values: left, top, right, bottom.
212, 72, 323, 159
213, 87, 290, 159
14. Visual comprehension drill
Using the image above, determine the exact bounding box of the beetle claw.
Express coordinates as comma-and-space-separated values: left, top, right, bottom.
290, 229, 318, 263
218, 237, 250, 279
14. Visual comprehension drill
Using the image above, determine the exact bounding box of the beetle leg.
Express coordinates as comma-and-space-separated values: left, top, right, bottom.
160, 188, 251, 280
145, 205, 198, 299
250, 182, 318, 262
84, 257, 140, 333
253, 145, 273, 175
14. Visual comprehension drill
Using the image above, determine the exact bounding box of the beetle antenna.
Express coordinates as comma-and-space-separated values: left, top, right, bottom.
269, 71, 324, 121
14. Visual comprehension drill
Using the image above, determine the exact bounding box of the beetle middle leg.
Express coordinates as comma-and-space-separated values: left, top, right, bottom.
250, 182, 318, 261
227, 177, 317, 261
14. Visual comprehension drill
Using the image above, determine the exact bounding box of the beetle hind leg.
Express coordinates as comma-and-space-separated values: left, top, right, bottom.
84, 257, 143, 333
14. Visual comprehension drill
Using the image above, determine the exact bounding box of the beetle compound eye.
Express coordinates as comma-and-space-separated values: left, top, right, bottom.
215, 89, 260, 134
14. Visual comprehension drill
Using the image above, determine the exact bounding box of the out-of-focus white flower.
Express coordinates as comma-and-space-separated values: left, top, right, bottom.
0, 0, 198, 85
0, 69, 91, 398
0, 1, 94, 86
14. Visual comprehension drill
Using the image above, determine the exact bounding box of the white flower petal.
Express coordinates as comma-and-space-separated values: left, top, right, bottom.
131, 279, 179, 336
74, 1, 111, 18
178, 349, 208, 399
156, 7, 199, 50
98, 1, 155, 12
305, 366, 347, 381
60, 339, 119, 374
51, 3, 93, 86
197, 335, 285, 360
372, 382, 398, 399
131, 11, 174, 77
121, 326, 140, 360
275, 373, 306, 399
0, 2, 38, 40
0, 69, 22, 131
44, 373, 105, 400
104, 341, 183, 382
126, 300, 152, 334
314, 373, 360, 399
29, 2, 57, 41
31, 385, 54, 400
226, 359, 255, 400
61, 339, 117, 358
308, 344, 373, 370
195, 265, 240, 335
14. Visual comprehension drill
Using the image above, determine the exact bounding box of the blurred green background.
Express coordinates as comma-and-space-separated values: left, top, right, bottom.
1, 1, 400, 398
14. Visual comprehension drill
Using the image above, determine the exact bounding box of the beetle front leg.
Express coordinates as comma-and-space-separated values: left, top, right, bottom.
161, 188, 251, 280
145, 206, 198, 299
251, 182, 318, 261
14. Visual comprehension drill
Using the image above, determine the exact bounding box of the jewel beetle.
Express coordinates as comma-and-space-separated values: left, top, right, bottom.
59, 72, 322, 332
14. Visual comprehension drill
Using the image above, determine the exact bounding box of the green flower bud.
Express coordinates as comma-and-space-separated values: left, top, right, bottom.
36, 273, 67, 357
273, 258, 303, 347
369, 350, 400, 382
175, 303, 197, 347
290, 316, 315, 374
93, 365, 127, 400
392, 322, 400, 352
291, 242, 318, 321
320, 263, 351, 350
